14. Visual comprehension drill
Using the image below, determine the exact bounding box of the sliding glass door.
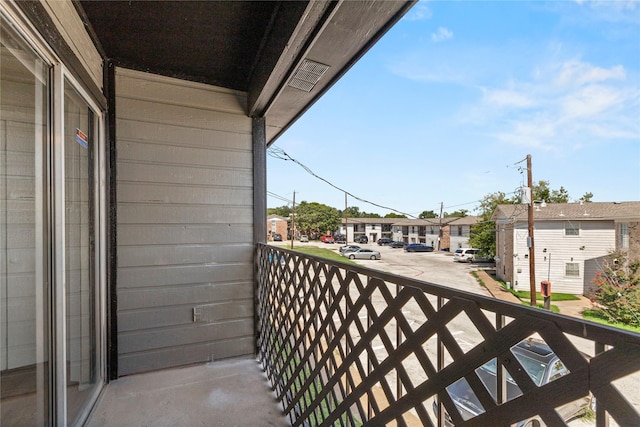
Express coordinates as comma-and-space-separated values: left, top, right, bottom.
1, 9, 105, 426
0, 19, 50, 426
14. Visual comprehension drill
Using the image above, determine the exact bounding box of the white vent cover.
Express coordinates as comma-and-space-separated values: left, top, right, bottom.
287, 59, 330, 92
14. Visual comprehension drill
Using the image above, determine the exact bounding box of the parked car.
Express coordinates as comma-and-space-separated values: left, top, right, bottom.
404, 244, 434, 252
320, 234, 335, 243
390, 241, 406, 248
354, 236, 368, 244
299, 235, 309, 242
377, 238, 394, 246
452, 248, 490, 262
434, 338, 593, 426
334, 234, 346, 244
339, 245, 361, 254
342, 248, 381, 260
272, 233, 282, 241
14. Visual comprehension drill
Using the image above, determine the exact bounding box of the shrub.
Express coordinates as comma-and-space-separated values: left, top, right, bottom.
589, 251, 640, 327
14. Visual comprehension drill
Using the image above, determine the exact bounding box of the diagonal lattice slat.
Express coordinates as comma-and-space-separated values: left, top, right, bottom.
256, 244, 640, 427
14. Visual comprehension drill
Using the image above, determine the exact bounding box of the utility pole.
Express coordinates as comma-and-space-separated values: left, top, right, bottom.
527, 155, 536, 307
290, 191, 296, 250
344, 192, 348, 244
438, 202, 443, 251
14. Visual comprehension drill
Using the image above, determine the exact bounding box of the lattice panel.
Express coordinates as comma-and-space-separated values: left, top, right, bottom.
256, 245, 640, 427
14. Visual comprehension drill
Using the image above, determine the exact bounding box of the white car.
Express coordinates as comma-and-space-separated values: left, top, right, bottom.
299, 235, 309, 242
453, 248, 485, 262
342, 248, 381, 260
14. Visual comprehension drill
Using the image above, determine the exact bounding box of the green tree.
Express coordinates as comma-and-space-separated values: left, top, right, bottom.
267, 205, 291, 217
443, 209, 469, 218
580, 192, 594, 203
549, 186, 570, 203
590, 251, 640, 327
384, 213, 407, 218
469, 192, 510, 256
419, 210, 438, 219
295, 201, 342, 237
343, 206, 381, 218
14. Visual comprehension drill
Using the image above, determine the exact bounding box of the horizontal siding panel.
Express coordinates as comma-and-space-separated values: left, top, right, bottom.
118, 263, 252, 289
117, 183, 252, 206
119, 318, 253, 354
118, 282, 252, 311
117, 161, 252, 187
118, 224, 252, 246
118, 139, 252, 169
117, 119, 250, 151
117, 337, 254, 376
118, 299, 253, 332
118, 204, 253, 224
115, 68, 254, 374
116, 69, 246, 114
118, 244, 252, 268
117, 97, 251, 134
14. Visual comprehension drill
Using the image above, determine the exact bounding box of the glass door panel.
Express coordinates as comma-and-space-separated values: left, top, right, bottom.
0, 18, 50, 426
63, 83, 98, 425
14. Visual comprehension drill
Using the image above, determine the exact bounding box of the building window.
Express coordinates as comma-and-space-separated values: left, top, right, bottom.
618, 223, 629, 249
565, 263, 580, 277
564, 222, 579, 236
457, 226, 463, 236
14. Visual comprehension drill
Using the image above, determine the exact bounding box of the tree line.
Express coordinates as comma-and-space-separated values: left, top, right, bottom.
268, 180, 593, 249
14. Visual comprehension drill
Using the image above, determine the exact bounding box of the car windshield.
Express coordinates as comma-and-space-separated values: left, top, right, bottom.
513, 353, 548, 386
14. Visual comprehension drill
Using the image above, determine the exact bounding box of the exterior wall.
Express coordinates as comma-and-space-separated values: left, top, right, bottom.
495, 223, 515, 286
450, 225, 471, 250
115, 68, 254, 375
511, 220, 615, 295
40, 0, 103, 89
267, 216, 288, 240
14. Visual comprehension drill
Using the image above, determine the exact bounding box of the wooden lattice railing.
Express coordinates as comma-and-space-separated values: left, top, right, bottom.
256, 244, 640, 426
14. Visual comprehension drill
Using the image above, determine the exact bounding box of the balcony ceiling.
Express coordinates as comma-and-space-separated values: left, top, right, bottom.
78, 0, 415, 143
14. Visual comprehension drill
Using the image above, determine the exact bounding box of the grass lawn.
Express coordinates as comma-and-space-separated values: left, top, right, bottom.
582, 310, 640, 334
278, 245, 357, 265
511, 290, 579, 302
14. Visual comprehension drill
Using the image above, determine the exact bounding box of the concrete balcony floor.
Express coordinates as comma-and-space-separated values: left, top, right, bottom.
87, 357, 289, 426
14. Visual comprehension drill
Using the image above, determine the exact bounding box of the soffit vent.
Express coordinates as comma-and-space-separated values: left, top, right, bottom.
287, 59, 330, 92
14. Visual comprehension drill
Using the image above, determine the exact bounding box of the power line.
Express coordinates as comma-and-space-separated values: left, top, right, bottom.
268, 145, 418, 218
267, 190, 293, 205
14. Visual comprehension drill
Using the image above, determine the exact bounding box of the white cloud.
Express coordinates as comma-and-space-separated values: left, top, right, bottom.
560, 85, 624, 118
554, 60, 626, 87
483, 89, 536, 108
431, 27, 453, 42
406, 3, 432, 21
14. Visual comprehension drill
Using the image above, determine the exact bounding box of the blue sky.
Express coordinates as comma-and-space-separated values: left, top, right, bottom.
267, 0, 640, 217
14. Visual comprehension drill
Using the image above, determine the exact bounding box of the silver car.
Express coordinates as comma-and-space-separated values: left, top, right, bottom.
342, 248, 381, 260
339, 245, 361, 254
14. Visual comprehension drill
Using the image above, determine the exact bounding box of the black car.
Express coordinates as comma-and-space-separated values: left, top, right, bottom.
390, 241, 406, 248
404, 243, 434, 252
334, 234, 347, 244
272, 233, 282, 241
377, 238, 394, 246
355, 236, 368, 244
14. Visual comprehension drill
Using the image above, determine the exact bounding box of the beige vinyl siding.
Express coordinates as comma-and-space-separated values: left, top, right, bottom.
40, 0, 103, 89
511, 220, 615, 295
115, 68, 253, 375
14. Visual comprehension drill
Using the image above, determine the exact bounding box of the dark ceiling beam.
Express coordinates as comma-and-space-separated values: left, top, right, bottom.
247, 1, 336, 118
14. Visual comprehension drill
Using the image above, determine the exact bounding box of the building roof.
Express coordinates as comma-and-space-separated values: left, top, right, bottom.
267, 214, 288, 221
492, 202, 640, 222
